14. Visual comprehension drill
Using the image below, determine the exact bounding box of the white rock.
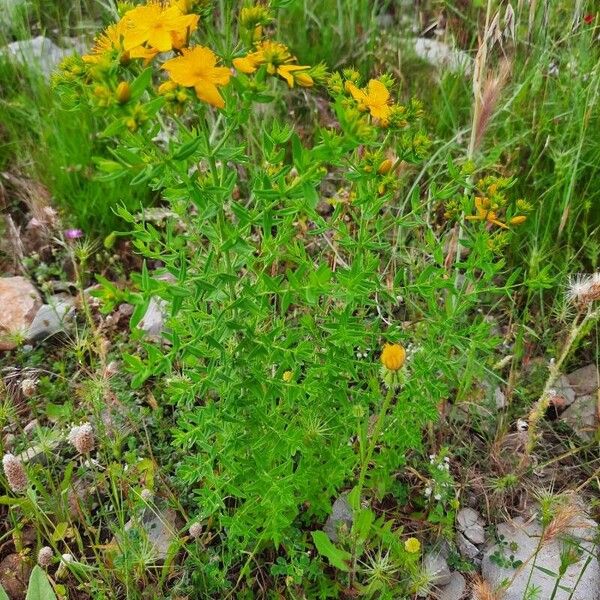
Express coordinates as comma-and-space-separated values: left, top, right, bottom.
413, 38, 472, 75
137, 297, 168, 341
0, 276, 42, 351
1, 36, 78, 77
457, 532, 480, 560
436, 571, 467, 600
27, 297, 76, 342
122, 507, 179, 563
481, 515, 600, 600
424, 551, 452, 586
567, 364, 599, 397
324, 494, 353, 543
560, 395, 598, 441
552, 374, 576, 406
457, 507, 480, 530
457, 508, 486, 545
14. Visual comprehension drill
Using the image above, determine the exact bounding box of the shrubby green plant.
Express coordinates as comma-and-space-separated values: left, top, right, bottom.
46, 0, 542, 595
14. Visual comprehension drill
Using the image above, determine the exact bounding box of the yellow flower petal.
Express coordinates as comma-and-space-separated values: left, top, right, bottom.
277, 64, 311, 88
233, 55, 259, 74
365, 79, 390, 105
194, 81, 225, 108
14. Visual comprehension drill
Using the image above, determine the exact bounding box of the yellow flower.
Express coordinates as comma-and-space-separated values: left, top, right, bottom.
162, 46, 231, 108
282, 370, 293, 382
277, 64, 313, 88
404, 537, 421, 554
240, 6, 272, 30
256, 40, 292, 73
83, 21, 128, 63
346, 79, 392, 126
465, 196, 508, 229
380, 343, 406, 371
122, 4, 199, 53
233, 41, 314, 88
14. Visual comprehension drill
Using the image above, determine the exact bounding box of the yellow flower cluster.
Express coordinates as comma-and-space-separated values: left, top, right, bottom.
233, 40, 314, 88
464, 177, 531, 229
77, 1, 321, 111
83, 1, 199, 65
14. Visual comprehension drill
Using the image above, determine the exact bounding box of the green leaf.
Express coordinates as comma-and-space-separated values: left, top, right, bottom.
0, 584, 10, 600
311, 531, 352, 572
51, 522, 69, 542
130, 67, 153, 98
26, 566, 58, 600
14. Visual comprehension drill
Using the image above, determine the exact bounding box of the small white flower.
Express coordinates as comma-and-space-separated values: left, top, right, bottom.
434, 493, 442, 501
424, 486, 432, 497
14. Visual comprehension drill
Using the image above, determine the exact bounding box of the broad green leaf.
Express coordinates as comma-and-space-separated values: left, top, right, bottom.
311, 531, 352, 572
26, 566, 58, 600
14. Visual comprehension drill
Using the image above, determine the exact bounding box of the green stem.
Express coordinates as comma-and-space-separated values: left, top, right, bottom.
356, 384, 396, 500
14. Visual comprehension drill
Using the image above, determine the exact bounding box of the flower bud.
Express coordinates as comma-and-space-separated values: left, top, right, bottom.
377, 158, 393, 175
295, 72, 314, 87
116, 81, 131, 104
509, 215, 527, 225
380, 343, 406, 371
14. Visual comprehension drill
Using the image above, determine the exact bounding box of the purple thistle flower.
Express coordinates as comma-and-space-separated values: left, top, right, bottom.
64, 228, 84, 240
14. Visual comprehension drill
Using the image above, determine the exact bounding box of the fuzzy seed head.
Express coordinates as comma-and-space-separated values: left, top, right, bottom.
567, 273, 600, 308
2, 453, 28, 494
20, 378, 38, 398
38, 546, 53, 567
189, 522, 202, 539
68, 422, 95, 454
140, 488, 153, 502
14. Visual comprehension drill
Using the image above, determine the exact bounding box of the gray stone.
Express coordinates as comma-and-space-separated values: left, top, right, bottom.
424, 551, 452, 586
413, 38, 472, 75
436, 571, 467, 600
457, 532, 480, 560
560, 395, 598, 441
0, 276, 42, 350
1, 36, 80, 78
547, 373, 577, 413
494, 386, 507, 409
457, 508, 486, 545
16, 432, 62, 465
481, 515, 600, 600
324, 494, 353, 543
137, 297, 168, 341
567, 364, 599, 397
27, 297, 76, 341
123, 507, 179, 563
